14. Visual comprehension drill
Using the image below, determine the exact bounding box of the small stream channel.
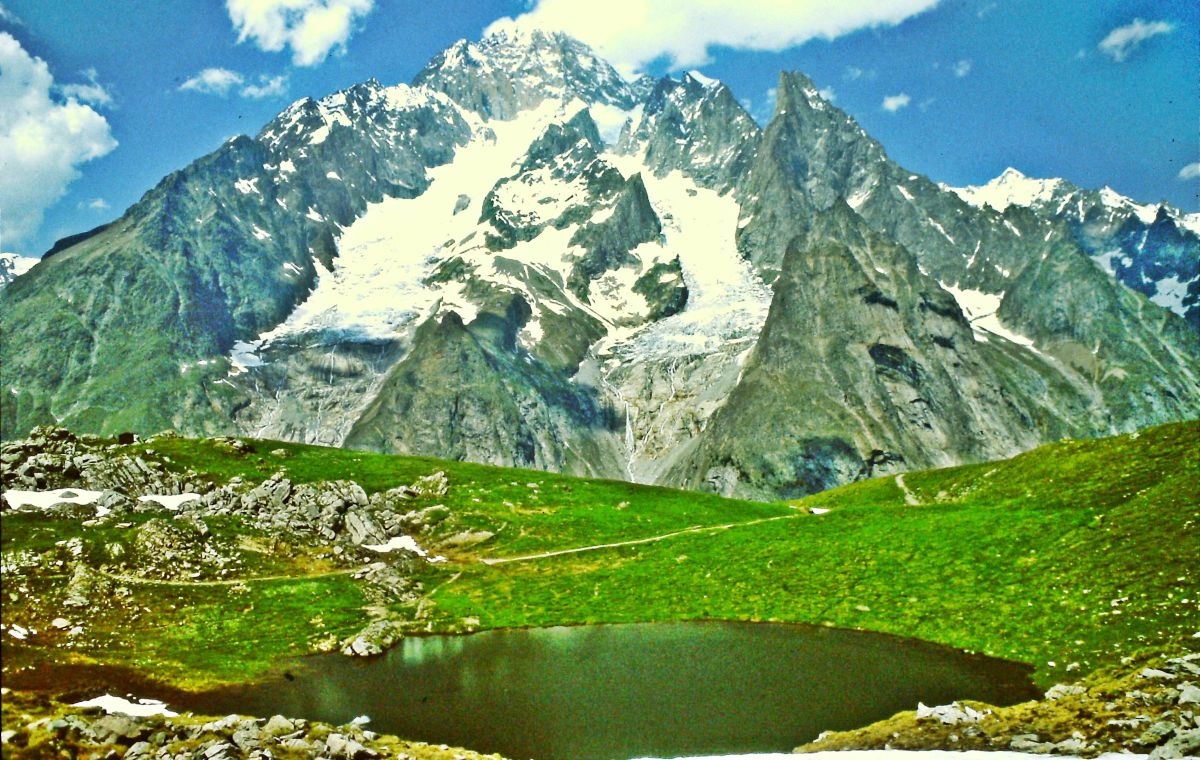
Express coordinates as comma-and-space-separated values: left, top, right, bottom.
179, 621, 1039, 760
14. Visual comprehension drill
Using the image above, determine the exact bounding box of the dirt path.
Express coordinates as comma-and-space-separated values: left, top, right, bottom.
97, 567, 358, 587
479, 513, 800, 566
895, 473, 921, 506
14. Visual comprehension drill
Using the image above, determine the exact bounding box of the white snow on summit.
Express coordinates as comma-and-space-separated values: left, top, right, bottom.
947, 167, 1063, 212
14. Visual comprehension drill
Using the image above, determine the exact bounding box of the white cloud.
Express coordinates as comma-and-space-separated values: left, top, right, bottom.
0, 33, 117, 247
1098, 18, 1174, 63
1179, 162, 1200, 181
240, 74, 289, 99
486, 0, 941, 75
953, 59, 972, 77
818, 86, 836, 102
180, 68, 288, 99
226, 0, 375, 67
59, 67, 113, 106
0, 3, 21, 25
79, 197, 109, 210
882, 92, 911, 112
180, 67, 244, 96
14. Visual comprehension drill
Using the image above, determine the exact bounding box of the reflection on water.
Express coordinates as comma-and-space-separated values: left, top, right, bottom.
183, 621, 1038, 760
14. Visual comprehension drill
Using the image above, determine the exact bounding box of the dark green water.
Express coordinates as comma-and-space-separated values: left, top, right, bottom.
183, 621, 1038, 760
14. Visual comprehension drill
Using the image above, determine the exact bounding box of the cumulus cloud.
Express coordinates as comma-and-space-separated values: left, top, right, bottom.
1179, 162, 1200, 181
180, 67, 245, 96
1098, 18, 1174, 63
81, 197, 109, 210
226, 0, 375, 67
818, 86, 836, 102
485, 0, 941, 75
59, 68, 114, 106
0, 33, 117, 247
953, 59, 972, 77
882, 92, 911, 112
179, 68, 288, 99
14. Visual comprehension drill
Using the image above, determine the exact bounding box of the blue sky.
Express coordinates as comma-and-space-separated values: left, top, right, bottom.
1, 0, 1196, 257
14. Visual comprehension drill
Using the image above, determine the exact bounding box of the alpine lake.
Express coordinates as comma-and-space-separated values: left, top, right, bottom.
171, 620, 1038, 760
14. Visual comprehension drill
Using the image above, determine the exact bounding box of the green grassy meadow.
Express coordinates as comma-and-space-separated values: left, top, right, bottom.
1, 421, 1196, 690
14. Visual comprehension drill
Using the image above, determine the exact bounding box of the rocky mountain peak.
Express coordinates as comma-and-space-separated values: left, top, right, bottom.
413, 27, 637, 119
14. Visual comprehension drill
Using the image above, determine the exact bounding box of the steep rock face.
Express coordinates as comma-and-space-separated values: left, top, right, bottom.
669, 204, 1101, 499
343, 307, 623, 476
567, 173, 665, 302
998, 241, 1200, 426
617, 73, 761, 193
0, 78, 471, 440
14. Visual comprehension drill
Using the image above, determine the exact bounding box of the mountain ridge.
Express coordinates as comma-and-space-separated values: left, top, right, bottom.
2, 29, 1197, 500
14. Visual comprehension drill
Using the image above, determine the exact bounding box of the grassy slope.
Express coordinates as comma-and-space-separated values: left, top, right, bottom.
428, 421, 1200, 686
1, 422, 1196, 691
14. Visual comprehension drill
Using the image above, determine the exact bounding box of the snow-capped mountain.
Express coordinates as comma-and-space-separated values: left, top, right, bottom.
948, 168, 1200, 327
2, 30, 1197, 500
0, 253, 38, 289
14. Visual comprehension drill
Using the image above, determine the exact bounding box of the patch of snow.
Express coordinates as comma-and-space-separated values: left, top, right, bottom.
279, 159, 296, 174
939, 281, 1038, 350
252, 225, 271, 241
896, 185, 914, 202
928, 219, 954, 244
1150, 275, 1191, 314
847, 185, 873, 210
259, 101, 571, 344
3, 488, 105, 512
362, 535, 446, 563
234, 177, 260, 195
283, 261, 303, 276
326, 171, 342, 181
597, 158, 773, 363
1099, 186, 1158, 224
229, 340, 265, 374
72, 695, 178, 718
589, 102, 639, 146
686, 70, 720, 89
137, 493, 202, 511
305, 207, 325, 222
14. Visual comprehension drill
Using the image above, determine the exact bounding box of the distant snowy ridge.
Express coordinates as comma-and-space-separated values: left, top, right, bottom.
946, 167, 1200, 324
947, 166, 1198, 233
0, 252, 38, 289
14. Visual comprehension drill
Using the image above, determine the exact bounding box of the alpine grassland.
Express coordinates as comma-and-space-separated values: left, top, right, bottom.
1, 421, 1195, 692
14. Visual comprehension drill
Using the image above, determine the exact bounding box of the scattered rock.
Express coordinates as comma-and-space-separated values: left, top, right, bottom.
1178, 683, 1200, 705
1045, 683, 1087, 700
916, 701, 988, 725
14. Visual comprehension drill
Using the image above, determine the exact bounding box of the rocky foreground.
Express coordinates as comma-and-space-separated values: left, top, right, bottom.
1, 427, 487, 660
0, 689, 508, 760
798, 649, 1200, 759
